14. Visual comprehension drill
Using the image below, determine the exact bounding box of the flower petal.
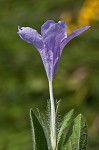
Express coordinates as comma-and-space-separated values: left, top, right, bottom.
42, 21, 67, 79
41, 20, 55, 36
17, 26, 44, 50
42, 21, 67, 39
43, 21, 67, 78
43, 21, 67, 55
60, 25, 90, 53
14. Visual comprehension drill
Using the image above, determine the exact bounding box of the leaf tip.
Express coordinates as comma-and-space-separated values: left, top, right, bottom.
30, 108, 32, 112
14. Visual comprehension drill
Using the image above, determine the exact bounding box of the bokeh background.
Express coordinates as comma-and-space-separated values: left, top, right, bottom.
0, 0, 99, 149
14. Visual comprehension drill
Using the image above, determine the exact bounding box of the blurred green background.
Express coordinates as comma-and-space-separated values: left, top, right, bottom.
0, 0, 99, 149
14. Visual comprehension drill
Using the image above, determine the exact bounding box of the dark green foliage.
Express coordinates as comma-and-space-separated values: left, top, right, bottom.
30, 109, 48, 150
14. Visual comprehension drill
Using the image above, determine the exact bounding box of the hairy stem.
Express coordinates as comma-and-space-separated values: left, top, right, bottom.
49, 79, 56, 150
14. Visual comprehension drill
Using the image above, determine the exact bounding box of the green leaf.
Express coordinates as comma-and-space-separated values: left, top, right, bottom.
37, 107, 52, 150
57, 109, 74, 148
30, 109, 48, 150
63, 114, 88, 150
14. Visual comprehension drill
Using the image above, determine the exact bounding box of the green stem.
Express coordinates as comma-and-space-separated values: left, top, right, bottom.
49, 79, 56, 150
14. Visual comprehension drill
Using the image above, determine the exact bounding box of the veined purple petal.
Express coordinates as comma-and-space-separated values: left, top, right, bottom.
42, 21, 67, 58
60, 25, 90, 53
41, 20, 55, 36
42, 21, 67, 39
42, 21, 67, 78
17, 26, 44, 49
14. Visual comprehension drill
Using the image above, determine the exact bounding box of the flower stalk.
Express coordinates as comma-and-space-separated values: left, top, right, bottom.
48, 79, 56, 150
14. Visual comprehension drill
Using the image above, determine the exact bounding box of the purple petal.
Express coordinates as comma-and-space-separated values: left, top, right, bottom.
17, 26, 44, 49
43, 21, 67, 54
41, 20, 55, 36
60, 25, 90, 53
42, 21, 67, 78
43, 21, 67, 39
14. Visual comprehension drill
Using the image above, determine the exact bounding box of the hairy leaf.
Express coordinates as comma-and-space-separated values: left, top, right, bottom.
63, 114, 88, 150
30, 109, 48, 150
57, 109, 74, 148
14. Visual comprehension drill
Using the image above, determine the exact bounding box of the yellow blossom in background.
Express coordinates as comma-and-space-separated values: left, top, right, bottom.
60, 0, 99, 34
78, 0, 99, 26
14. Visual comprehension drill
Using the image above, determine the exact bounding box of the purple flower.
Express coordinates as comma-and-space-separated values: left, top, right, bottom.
17, 20, 90, 80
